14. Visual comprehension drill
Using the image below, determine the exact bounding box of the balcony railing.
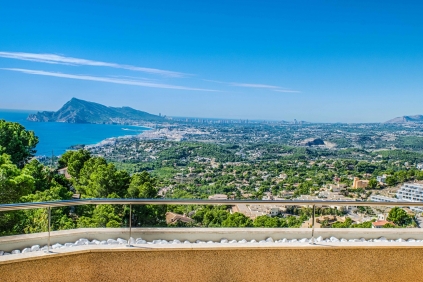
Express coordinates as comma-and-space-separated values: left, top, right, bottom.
1, 198, 422, 252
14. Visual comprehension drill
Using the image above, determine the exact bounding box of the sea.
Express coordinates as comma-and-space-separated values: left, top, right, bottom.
0, 109, 150, 156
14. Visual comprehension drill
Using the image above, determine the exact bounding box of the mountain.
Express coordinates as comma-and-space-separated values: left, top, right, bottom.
27, 98, 164, 124
385, 115, 423, 124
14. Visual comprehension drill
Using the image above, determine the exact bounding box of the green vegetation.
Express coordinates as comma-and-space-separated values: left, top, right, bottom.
387, 207, 415, 227
3, 119, 423, 235
0, 120, 38, 167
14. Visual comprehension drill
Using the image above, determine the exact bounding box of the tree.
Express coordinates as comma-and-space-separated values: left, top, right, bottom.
59, 149, 91, 179
387, 207, 412, 226
351, 220, 374, 228
19, 181, 74, 233
77, 204, 121, 228
76, 157, 130, 198
386, 176, 397, 186
23, 159, 52, 192
367, 178, 378, 189
221, 212, 253, 227
0, 154, 34, 204
0, 120, 39, 167
128, 172, 157, 198
331, 217, 352, 228
253, 215, 279, 227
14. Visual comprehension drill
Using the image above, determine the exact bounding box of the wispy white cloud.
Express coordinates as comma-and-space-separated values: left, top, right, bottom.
203, 79, 301, 93
229, 82, 280, 89
0, 52, 188, 77
272, 89, 301, 93
2, 68, 216, 91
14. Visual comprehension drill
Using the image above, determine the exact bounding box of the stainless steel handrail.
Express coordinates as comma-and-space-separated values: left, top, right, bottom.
1, 198, 423, 212
1, 198, 421, 251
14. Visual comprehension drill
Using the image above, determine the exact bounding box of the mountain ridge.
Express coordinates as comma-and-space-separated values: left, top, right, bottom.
27, 98, 163, 124
385, 115, 423, 124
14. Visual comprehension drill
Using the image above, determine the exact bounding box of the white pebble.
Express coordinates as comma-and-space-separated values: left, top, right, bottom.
172, 239, 181, 244
299, 238, 308, 243
0, 251, 4, 256
41, 246, 48, 252
290, 239, 298, 243
160, 240, 168, 244
282, 238, 288, 243
359, 238, 366, 242
129, 237, 136, 245
117, 238, 128, 245
207, 241, 214, 244
315, 236, 323, 242
76, 238, 89, 245
107, 239, 118, 245
22, 248, 31, 253
265, 237, 274, 243
238, 239, 247, 244
31, 245, 40, 252
229, 240, 237, 244
220, 239, 229, 244
407, 239, 416, 242
330, 236, 339, 242
250, 239, 257, 243
52, 243, 62, 249
184, 240, 191, 244
136, 239, 147, 244
11, 250, 20, 254
258, 240, 266, 244
64, 243, 73, 247
100, 241, 108, 245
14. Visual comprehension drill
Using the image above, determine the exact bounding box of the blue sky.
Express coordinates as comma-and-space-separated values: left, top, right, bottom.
1, 0, 422, 122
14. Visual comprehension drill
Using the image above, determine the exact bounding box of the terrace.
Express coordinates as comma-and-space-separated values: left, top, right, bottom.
1, 199, 423, 281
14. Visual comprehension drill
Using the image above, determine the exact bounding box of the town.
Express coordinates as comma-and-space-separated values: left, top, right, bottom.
74, 120, 423, 229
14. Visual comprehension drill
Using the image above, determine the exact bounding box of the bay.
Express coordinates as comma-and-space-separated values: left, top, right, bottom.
0, 109, 149, 156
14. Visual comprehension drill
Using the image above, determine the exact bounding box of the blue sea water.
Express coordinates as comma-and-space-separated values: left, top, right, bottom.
0, 109, 149, 156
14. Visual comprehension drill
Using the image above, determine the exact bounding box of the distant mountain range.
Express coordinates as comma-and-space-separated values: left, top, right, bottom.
385, 115, 423, 124
27, 98, 163, 124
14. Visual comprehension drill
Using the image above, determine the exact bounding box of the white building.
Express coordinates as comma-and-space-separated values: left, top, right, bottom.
208, 194, 228, 200
369, 195, 399, 203
396, 183, 423, 212
370, 183, 423, 213
376, 175, 387, 184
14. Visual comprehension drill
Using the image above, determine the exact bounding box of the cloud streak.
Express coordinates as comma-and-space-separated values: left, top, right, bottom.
0, 52, 188, 77
2, 68, 216, 91
204, 79, 300, 93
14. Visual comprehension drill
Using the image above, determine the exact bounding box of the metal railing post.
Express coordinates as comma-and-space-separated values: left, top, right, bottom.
310, 205, 316, 245
45, 206, 51, 253
127, 204, 132, 247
